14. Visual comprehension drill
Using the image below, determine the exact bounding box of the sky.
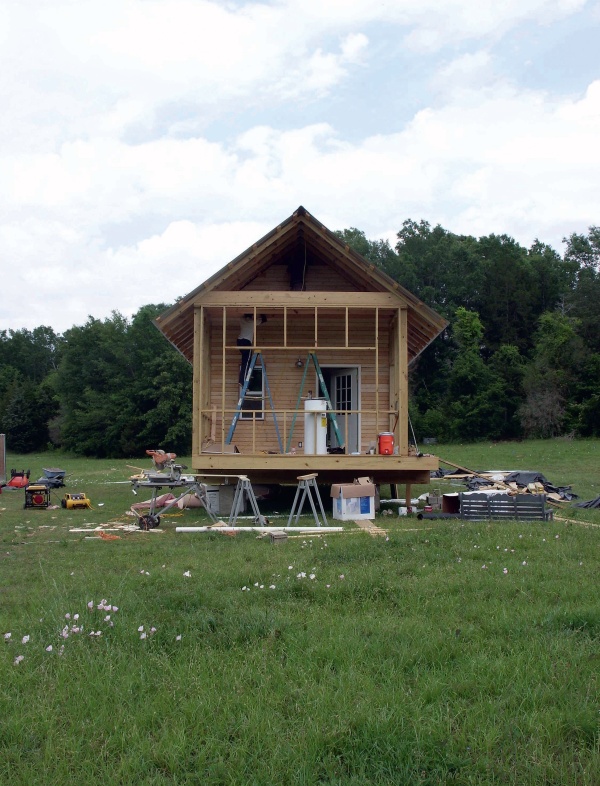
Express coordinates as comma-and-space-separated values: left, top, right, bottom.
1, 0, 599, 334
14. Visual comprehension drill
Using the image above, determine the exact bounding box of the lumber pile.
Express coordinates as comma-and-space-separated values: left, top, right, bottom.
435, 459, 576, 504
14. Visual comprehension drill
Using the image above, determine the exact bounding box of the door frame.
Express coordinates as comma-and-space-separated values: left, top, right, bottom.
318, 365, 361, 454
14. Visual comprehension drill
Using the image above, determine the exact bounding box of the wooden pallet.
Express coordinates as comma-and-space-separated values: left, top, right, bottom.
460, 493, 553, 521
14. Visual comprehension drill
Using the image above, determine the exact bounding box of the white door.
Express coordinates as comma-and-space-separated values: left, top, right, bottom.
327, 367, 359, 453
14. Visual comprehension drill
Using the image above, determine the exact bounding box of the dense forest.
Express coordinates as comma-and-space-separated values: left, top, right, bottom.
1, 224, 598, 457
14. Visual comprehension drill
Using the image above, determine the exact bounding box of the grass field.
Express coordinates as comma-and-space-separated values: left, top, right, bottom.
1, 440, 599, 785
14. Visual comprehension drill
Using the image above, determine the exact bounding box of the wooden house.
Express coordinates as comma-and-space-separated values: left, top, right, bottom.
155, 207, 448, 493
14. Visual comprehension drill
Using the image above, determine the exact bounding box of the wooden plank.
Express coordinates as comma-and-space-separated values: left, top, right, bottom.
193, 307, 203, 455
398, 307, 408, 455
354, 519, 388, 538
439, 458, 512, 489
195, 291, 400, 307
375, 306, 379, 435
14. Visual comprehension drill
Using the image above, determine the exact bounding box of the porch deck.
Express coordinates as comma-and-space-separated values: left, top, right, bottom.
191, 451, 437, 486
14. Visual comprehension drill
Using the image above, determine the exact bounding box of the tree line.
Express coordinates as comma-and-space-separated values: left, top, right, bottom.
1, 225, 598, 456
337, 222, 600, 443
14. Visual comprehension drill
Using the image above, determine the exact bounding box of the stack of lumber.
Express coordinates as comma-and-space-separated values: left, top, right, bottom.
437, 459, 574, 504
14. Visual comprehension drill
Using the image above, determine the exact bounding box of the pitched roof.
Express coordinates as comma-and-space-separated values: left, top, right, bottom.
155, 206, 448, 362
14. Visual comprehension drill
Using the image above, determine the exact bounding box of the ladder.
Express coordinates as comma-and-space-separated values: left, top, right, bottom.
226, 351, 283, 452
285, 351, 345, 453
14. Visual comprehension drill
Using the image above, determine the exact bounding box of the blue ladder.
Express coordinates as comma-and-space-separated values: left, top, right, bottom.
226, 351, 283, 452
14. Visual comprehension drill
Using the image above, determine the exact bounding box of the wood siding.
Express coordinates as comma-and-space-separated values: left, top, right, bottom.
199, 306, 397, 455
239, 262, 365, 293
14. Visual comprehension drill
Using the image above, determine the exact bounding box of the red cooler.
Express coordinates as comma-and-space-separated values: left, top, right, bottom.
378, 432, 394, 455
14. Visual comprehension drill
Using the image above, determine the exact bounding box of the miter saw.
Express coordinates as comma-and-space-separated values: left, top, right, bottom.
129, 449, 219, 530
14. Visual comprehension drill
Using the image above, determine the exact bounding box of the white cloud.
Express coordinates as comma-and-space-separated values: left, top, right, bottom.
0, 0, 597, 332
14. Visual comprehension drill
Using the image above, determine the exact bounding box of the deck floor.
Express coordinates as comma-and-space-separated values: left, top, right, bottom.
192, 452, 437, 486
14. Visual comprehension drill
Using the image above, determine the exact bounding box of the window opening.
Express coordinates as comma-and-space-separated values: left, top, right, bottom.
240, 366, 264, 420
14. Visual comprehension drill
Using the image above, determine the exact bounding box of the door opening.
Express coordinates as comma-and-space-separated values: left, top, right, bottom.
320, 366, 360, 454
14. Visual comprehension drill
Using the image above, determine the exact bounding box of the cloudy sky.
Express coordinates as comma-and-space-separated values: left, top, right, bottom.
1, 0, 599, 334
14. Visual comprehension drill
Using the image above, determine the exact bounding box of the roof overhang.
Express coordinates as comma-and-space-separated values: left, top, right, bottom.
155, 206, 448, 362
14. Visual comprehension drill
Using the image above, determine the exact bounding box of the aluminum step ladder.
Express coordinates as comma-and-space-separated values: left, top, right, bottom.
226, 351, 283, 452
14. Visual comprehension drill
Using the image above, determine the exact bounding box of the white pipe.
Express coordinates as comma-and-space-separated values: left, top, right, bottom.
176, 526, 344, 533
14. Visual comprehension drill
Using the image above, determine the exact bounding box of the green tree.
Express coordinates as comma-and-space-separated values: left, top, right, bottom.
0, 375, 56, 452
519, 312, 586, 437
563, 226, 600, 353
334, 228, 400, 275
394, 221, 484, 318
54, 306, 192, 457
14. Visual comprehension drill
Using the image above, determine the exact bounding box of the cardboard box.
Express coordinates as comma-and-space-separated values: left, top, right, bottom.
330, 478, 376, 521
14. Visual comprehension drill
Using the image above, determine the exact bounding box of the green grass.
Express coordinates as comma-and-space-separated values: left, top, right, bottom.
1, 442, 600, 785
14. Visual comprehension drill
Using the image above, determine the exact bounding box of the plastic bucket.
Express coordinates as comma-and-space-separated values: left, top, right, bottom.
378, 432, 394, 455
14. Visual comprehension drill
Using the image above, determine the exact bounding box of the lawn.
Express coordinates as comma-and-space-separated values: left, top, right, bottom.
1, 441, 599, 785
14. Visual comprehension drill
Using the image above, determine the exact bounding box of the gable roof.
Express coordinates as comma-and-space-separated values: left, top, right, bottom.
155, 206, 448, 363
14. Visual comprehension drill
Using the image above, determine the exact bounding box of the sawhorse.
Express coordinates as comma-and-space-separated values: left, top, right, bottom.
228, 475, 268, 527
287, 473, 328, 528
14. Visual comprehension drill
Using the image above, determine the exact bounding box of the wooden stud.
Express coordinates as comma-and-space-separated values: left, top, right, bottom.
221, 306, 227, 451
398, 308, 408, 456
192, 306, 202, 456
375, 307, 379, 436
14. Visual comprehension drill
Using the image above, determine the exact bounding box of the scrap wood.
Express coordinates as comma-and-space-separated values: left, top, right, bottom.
354, 519, 388, 538
69, 524, 139, 532
131, 493, 176, 510
555, 516, 600, 528
438, 458, 512, 490
176, 525, 344, 533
